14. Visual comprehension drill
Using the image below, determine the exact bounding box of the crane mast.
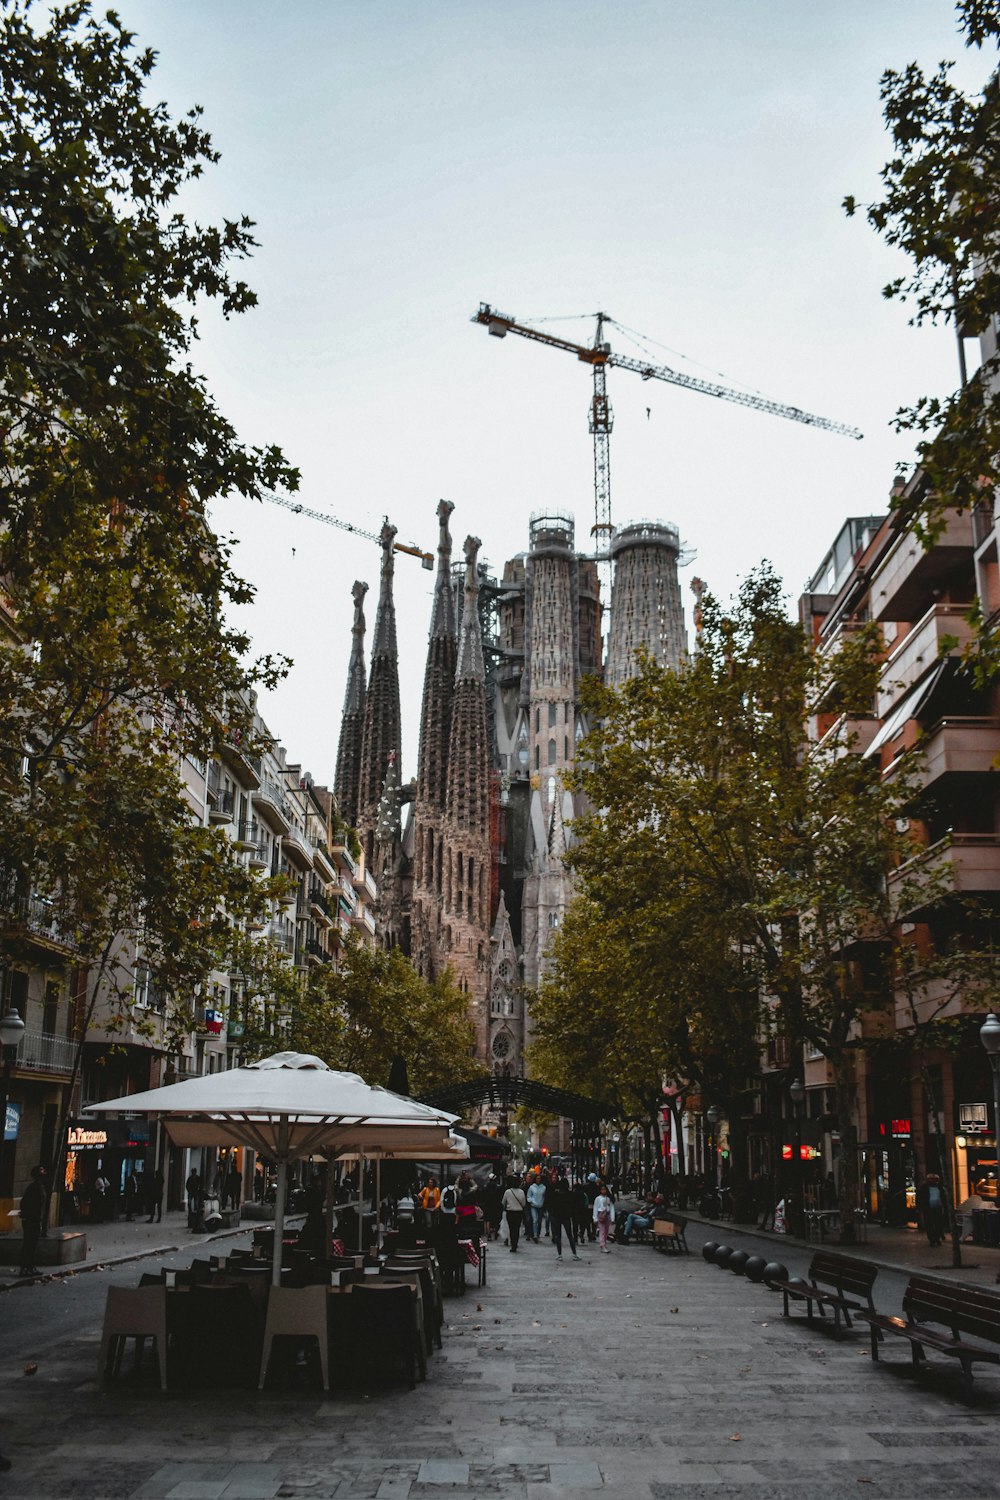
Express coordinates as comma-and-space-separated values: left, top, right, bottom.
472, 302, 863, 547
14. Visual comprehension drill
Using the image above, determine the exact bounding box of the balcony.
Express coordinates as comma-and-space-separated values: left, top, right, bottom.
331, 842, 357, 878
282, 826, 314, 873
885, 716, 1000, 788
352, 867, 378, 902
247, 839, 269, 869
310, 838, 337, 883
876, 605, 977, 718
253, 777, 292, 835
220, 735, 261, 791
870, 510, 975, 622
267, 928, 296, 955
305, 937, 332, 965
14, 1028, 75, 1075
2, 894, 75, 954
973, 497, 996, 550
351, 905, 377, 937
891, 832, 1000, 914
209, 787, 234, 823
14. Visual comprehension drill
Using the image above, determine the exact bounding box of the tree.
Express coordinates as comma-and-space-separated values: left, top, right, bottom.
547, 567, 934, 1238
239, 941, 480, 1094
0, 2, 298, 1177
844, 2, 1000, 547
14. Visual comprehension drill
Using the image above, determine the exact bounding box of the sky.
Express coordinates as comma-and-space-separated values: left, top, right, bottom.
112, 0, 996, 784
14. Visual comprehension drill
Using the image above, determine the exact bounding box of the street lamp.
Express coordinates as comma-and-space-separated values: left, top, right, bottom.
980, 1015, 1000, 1273
706, 1105, 719, 1189
789, 1078, 806, 1237
0, 1007, 26, 1182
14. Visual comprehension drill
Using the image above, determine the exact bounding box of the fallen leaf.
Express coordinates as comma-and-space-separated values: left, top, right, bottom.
23, 1364, 37, 1376
670, 1307, 679, 1314
729, 1434, 742, 1443
476, 1303, 483, 1311
532, 1320, 541, 1327
566, 1292, 576, 1298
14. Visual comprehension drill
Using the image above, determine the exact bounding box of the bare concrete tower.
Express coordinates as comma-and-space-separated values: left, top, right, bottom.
605, 520, 687, 687
334, 579, 368, 831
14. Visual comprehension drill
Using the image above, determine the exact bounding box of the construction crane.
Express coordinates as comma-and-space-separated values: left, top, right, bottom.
472, 303, 863, 545
261, 490, 434, 568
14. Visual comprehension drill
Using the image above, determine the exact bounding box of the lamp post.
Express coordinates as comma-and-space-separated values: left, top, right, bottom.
789, 1078, 805, 1238
980, 1013, 1000, 1282
0, 1008, 26, 1191
706, 1105, 719, 1189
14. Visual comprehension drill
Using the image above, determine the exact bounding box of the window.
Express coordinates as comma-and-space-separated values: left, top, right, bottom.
548, 703, 557, 727
534, 745, 540, 770
548, 738, 556, 765
547, 775, 555, 803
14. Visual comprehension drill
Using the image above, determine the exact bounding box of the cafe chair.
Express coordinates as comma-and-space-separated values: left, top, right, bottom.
348, 1282, 424, 1389
99, 1286, 168, 1391
258, 1285, 330, 1392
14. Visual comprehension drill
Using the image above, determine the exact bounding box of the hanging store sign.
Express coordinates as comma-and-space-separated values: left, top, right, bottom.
959, 1103, 989, 1135
4, 1101, 20, 1142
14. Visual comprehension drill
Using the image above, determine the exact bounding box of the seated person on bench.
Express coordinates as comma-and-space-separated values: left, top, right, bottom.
622, 1194, 664, 1242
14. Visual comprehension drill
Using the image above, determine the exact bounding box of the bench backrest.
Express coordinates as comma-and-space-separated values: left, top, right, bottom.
904, 1276, 1000, 1345
809, 1251, 878, 1302
653, 1221, 679, 1237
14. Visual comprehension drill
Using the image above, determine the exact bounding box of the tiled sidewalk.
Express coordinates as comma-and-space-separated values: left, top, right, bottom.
1, 1221, 999, 1498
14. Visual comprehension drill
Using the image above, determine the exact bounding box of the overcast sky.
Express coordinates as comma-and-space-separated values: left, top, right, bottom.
115, 1, 994, 784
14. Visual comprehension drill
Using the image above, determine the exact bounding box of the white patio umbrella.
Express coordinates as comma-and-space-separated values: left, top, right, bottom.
335, 1132, 471, 1250
85, 1052, 458, 1282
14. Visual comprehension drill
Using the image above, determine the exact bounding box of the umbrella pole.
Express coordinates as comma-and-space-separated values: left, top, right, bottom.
376, 1158, 382, 1253
272, 1158, 287, 1288
358, 1153, 364, 1254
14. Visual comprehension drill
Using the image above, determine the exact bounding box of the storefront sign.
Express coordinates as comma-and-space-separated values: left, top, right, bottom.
959, 1103, 989, 1135
878, 1119, 911, 1139
4, 1101, 19, 1142
67, 1125, 108, 1150
65, 1118, 150, 1151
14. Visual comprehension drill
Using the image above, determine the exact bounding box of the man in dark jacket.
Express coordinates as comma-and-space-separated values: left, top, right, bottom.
19, 1165, 49, 1277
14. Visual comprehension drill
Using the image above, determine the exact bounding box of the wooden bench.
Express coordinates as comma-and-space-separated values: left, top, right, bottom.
858, 1275, 1000, 1397
652, 1214, 689, 1255
770, 1250, 878, 1333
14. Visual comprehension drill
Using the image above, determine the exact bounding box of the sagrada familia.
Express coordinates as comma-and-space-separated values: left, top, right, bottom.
334, 503, 688, 1081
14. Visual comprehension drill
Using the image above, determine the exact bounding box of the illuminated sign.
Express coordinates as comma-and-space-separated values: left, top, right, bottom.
878, 1120, 912, 1139
67, 1125, 108, 1150
959, 1103, 989, 1135
4, 1102, 19, 1142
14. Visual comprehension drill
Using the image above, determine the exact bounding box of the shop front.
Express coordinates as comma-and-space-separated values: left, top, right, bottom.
62, 1117, 151, 1221
861, 1117, 917, 1226
955, 1099, 998, 1205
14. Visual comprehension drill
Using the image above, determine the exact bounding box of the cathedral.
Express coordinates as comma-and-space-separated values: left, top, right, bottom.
334, 504, 688, 1080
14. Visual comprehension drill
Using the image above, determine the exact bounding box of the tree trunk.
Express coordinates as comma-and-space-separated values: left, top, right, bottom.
834, 1059, 861, 1246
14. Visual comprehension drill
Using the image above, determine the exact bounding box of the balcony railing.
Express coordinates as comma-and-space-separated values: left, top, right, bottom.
282, 826, 314, 871
209, 787, 234, 822
15, 1028, 76, 1074
4, 894, 75, 950
973, 496, 996, 549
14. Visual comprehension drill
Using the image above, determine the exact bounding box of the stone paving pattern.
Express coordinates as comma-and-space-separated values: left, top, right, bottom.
1, 1222, 999, 1499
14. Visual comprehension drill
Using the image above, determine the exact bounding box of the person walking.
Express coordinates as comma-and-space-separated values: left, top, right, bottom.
526, 1173, 547, 1243
123, 1171, 139, 1222
593, 1181, 615, 1253
224, 1161, 241, 1211
18, 1165, 49, 1277
146, 1167, 165, 1223
549, 1171, 580, 1259
918, 1172, 946, 1247
418, 1176, 440, 1232
502, 1177, 527, 1252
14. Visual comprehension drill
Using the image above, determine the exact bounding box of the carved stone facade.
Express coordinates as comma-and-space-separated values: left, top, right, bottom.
333, 579, 368, 831
335, 501, 686, 1078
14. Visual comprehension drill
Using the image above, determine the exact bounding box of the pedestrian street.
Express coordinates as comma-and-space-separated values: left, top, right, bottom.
2, 1217, 999, 1499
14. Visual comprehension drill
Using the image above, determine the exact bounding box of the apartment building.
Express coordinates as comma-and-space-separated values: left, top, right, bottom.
796, 494, 1000, 1223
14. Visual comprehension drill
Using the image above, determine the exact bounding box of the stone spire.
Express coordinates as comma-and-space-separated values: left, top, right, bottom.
358, 523, 402, 854
334, 579, 368, 830
416, 500, 458, 812
446, 536, 490, 833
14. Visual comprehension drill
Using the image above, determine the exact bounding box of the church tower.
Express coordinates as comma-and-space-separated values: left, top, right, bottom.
334, 579, 368, 832
605, 520, 687, 686
411, 500, 458, 978
439, 535, 492, 1059
357, 523, 402, 873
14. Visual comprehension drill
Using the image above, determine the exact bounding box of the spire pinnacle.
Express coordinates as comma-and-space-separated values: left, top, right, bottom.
372, 521, 398, 659
455, 535, 485, 683
429, 500, 456, 641
342, 579, 368, 716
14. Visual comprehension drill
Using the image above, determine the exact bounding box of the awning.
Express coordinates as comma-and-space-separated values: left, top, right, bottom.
455, 1126, 511, 1161
865, 662, 946, 759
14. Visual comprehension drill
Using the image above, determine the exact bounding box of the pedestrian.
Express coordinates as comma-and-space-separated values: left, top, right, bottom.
571, 1178, 590, 1246
549, 1171, 580, 1259
225, 1161, 241, 1210
418, 1175, 440, 1231
185, 1168, 202, 1215
93, 1170, 109, 1222
18, 1165, 49, 1277
123, 1171, 139, 1221
918, 1172, 946, 1247
146, 1167, 166, 1223
480, 1174, 502, 1239
584, 1173, 600, 1240
593, 1181, 615, 1252
501, 1176, 527, 1252
526, 1173, 546, 1243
